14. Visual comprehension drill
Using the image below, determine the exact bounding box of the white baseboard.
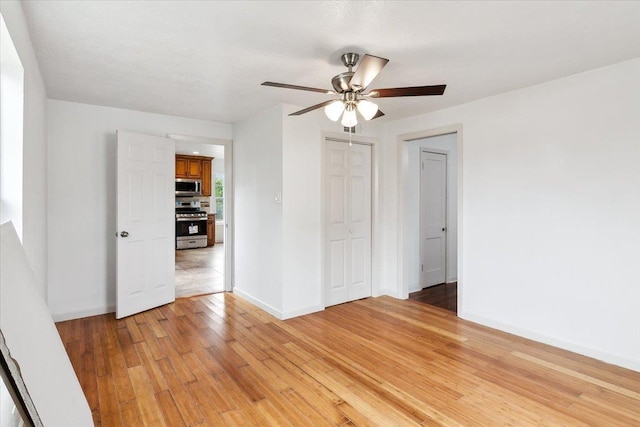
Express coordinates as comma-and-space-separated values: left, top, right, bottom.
374, 289, 404, 299
51, 305, 115, 322
409, 279, 457, 294
282, 304, 324, 320
408, 282, 422, 293
232, 287, 283, 320
460, 312, 640, 373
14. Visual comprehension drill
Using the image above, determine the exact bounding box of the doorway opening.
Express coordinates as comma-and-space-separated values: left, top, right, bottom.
170, 135, 233, 299
398, 128, 460, 314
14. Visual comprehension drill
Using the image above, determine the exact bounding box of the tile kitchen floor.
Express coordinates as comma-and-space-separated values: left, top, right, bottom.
175, 243, 224, 298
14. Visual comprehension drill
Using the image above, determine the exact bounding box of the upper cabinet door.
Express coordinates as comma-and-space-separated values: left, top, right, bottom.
175, 157, 188, 178
187, 159, 202, 177
202, 159, 212, 196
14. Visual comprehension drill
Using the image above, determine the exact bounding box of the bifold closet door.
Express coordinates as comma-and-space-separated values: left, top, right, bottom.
324, 140, 372, 307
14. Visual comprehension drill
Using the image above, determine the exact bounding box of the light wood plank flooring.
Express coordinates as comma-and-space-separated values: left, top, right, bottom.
56, 294, 640, 426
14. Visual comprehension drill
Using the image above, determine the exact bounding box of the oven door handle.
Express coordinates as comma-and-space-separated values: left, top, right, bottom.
176, 217, 208, 222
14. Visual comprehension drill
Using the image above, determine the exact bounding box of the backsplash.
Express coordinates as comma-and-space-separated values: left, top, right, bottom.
176, 196, 212, 213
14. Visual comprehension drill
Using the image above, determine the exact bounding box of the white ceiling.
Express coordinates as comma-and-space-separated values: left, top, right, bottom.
174, 140, 224, 159
21, 1, 640, 124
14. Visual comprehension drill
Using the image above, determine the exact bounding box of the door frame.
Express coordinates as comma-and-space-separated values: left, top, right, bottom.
168, 134, 234, 292
420, 149, 448, 288
396, 124, 463, 312
321, 132, 378, 309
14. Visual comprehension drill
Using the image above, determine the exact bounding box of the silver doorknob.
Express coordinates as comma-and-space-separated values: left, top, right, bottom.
120, 231, 129, 237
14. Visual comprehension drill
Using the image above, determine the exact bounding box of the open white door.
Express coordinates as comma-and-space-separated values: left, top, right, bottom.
116, 131, 175, 319
420, 150, 447, 287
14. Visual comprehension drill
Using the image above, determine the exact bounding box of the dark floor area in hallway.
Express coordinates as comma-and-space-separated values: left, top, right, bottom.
409, 282, 457, 313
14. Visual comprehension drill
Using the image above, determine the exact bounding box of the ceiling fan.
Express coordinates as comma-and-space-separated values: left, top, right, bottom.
262, 52, 446, 127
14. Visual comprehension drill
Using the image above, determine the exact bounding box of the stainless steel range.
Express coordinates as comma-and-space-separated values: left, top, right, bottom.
176, 200, 207, 249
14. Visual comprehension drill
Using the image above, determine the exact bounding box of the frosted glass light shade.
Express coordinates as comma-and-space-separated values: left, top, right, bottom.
357, 99, 378, 120
324, 101, 345, 121
341, 108, 358, 127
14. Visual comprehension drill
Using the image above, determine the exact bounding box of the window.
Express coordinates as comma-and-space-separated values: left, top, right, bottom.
215, 173, 224, 220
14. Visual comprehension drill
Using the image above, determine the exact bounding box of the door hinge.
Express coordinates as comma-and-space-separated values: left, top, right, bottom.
421, 162, 424, 170
421, 264, 424, 272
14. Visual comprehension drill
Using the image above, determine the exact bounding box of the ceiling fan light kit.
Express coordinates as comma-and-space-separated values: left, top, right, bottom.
261, 51, 446, 127
324, 100, 345, 121
341, 105, 358, 128
356, 99, 379, 120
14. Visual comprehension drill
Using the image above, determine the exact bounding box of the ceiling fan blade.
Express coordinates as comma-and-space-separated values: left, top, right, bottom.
349, 54, 389, 91
262, 81, 332, 94
289, 100, 337, 116
371, 109, 385, 120
369, 85, 446, 98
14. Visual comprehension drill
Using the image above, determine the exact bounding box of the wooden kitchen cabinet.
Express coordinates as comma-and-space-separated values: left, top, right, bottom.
187, 159, 202, 177
201, 159, 212, 196
175, 157, 188, 177
207, 214, 216, 246
176, 157, 202, 178
175, 155, 213, 193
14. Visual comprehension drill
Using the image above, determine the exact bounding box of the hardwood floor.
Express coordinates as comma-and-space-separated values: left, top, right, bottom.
409, 282, 457, 313
56, 294, 640, 426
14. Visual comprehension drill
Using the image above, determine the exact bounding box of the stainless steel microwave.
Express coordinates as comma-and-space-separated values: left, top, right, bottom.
175, 178, 202, 196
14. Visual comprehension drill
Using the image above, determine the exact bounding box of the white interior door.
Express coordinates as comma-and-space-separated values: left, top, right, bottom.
420, 150, 447, 287
116, 131, 175, 319
325, 140, 371, 307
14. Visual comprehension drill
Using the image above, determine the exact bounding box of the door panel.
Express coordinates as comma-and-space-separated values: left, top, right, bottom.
117, 131, 175, 319
330, 175, 347, 224
420, 151, 447, 287
351, 237, 365, 284
329, 239, 347, 289
325, 140, 372, 307
351, 176, 365, 222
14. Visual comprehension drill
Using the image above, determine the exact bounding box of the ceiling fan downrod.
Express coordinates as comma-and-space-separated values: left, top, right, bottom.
341, 52, 359, 71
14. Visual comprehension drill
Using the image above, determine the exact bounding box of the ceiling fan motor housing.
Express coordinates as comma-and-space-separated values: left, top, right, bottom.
332, 71, 354, 93
332, 52, 361, 93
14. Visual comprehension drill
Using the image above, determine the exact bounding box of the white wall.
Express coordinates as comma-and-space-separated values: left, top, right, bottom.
47, 100, 232, 320
281, 107, 324, 317
0, 1, 48, 297
405, 133, 458, 291
382, 58, 640, 370
232, 105, 284, 315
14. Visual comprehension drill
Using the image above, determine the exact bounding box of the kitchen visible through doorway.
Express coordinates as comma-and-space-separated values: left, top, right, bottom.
173, 138, 227, 298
